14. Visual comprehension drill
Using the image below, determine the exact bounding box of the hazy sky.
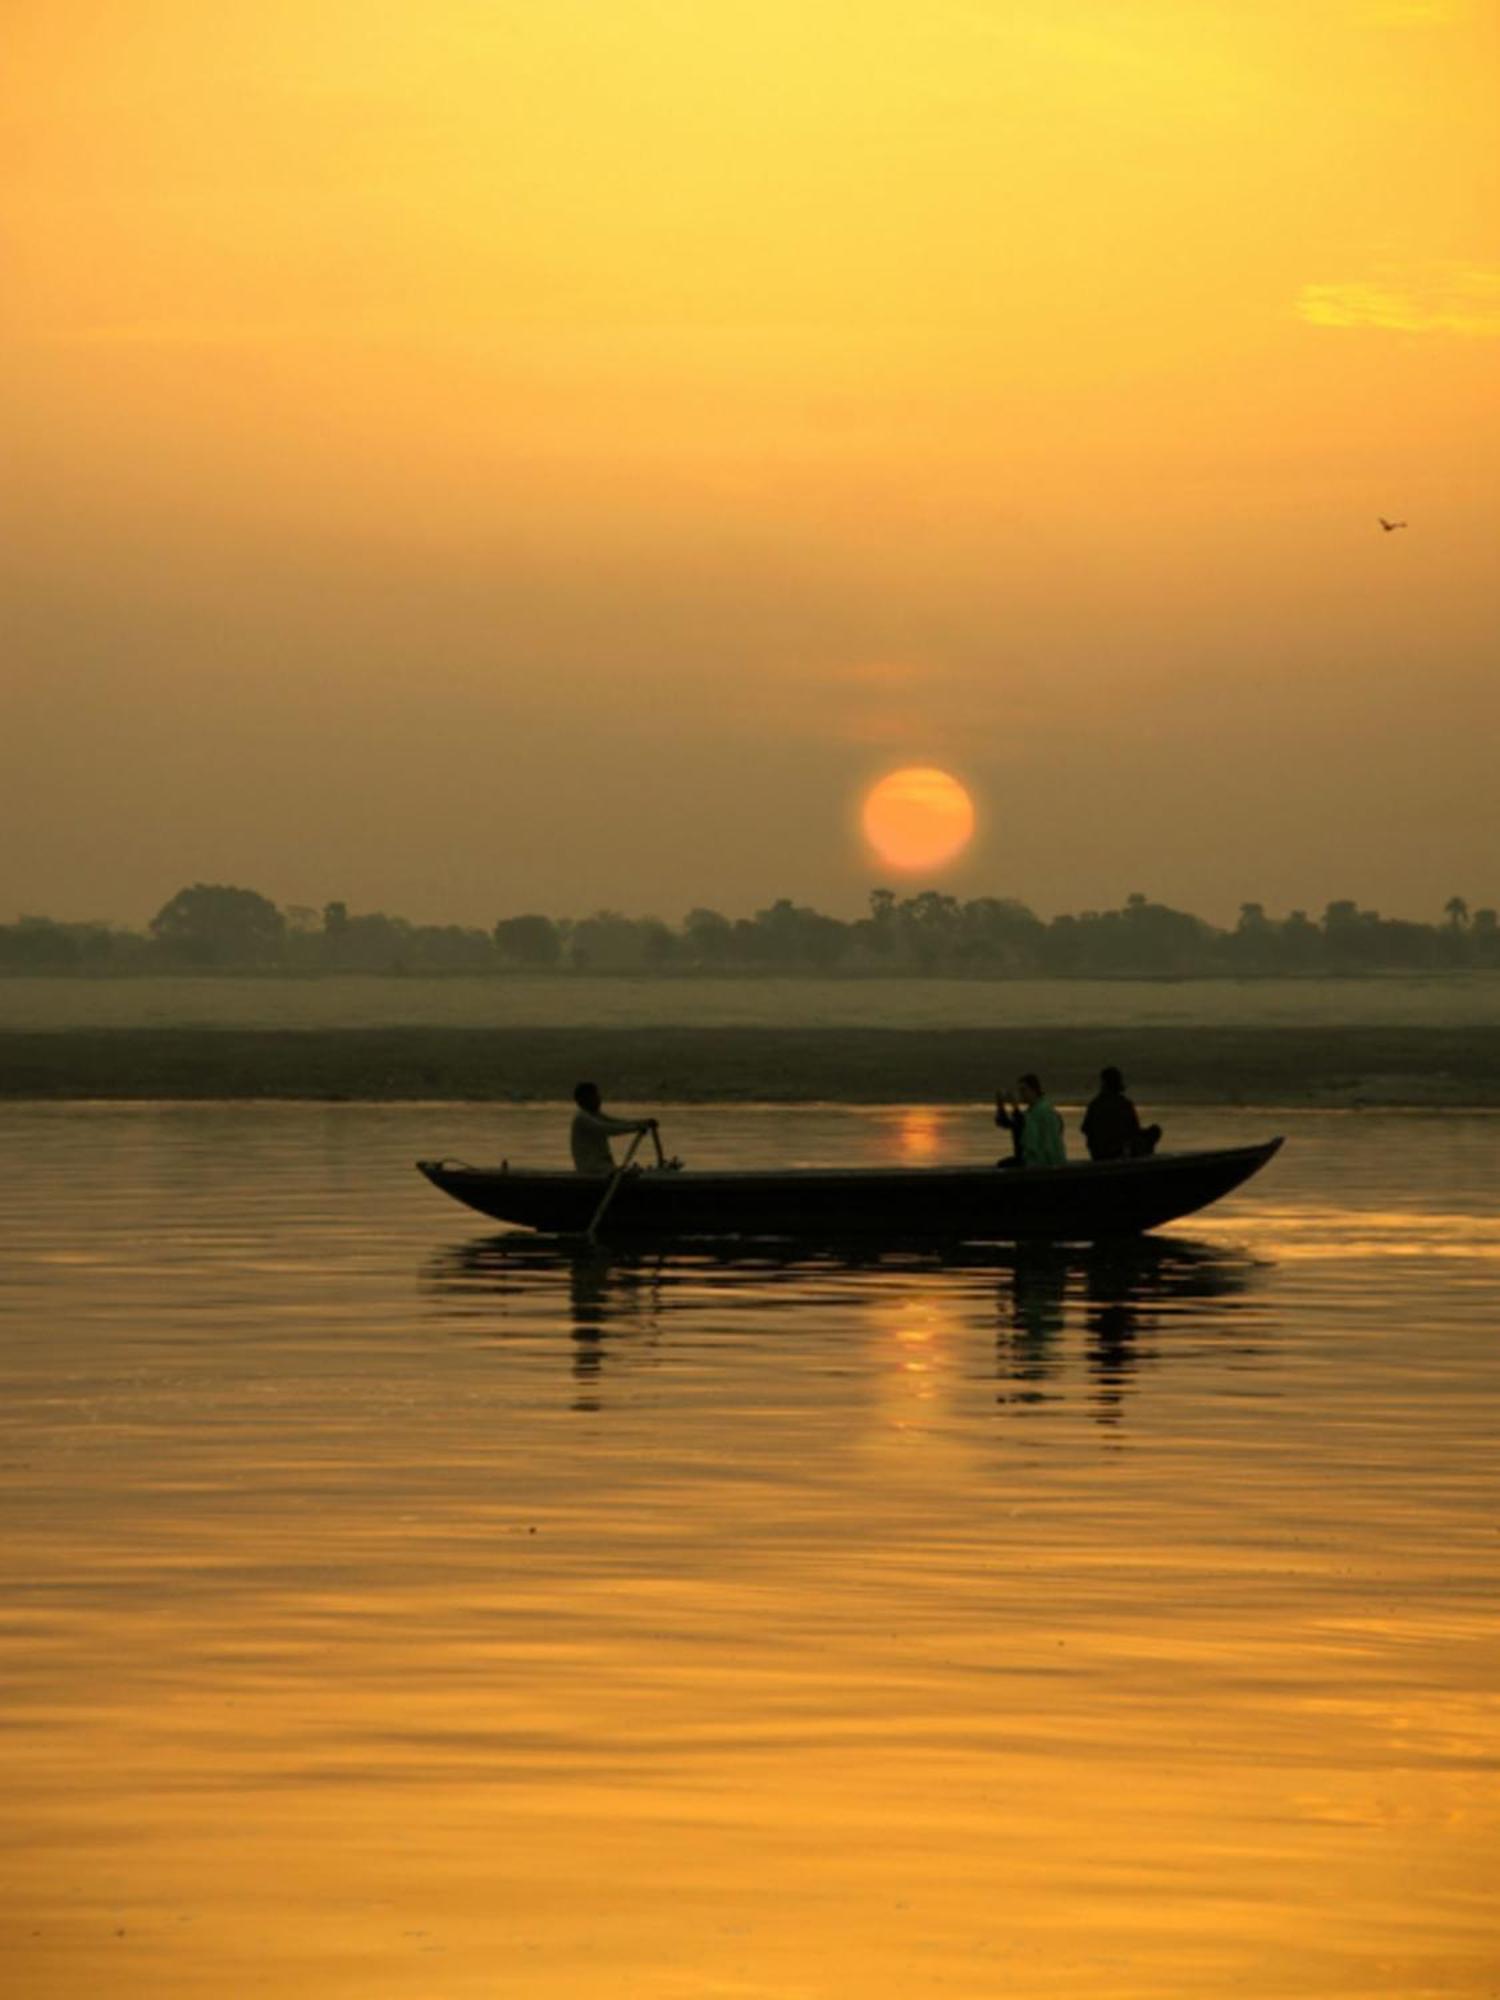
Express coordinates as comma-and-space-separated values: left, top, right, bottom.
4, 0, 1496, 927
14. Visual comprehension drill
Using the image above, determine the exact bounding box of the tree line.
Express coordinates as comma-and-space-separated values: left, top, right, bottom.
2, 883, 1498, 978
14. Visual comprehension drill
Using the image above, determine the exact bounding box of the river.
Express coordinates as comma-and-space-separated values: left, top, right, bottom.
3, 1104, 1497, 1997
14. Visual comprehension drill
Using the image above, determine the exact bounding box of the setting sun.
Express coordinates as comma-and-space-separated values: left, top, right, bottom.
861, 767, 976, 873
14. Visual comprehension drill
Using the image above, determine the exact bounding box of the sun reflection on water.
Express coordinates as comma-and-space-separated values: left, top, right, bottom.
893, 1109, 943, 1163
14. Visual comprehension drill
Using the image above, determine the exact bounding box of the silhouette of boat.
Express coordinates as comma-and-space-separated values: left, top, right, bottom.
417, 1138, 1282, 1244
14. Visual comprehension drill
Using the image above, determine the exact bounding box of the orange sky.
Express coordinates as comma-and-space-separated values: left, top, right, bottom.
3, 0, 1496, 926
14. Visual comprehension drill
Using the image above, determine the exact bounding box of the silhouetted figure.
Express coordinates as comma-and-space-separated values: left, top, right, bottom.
1379, 517, 1407, 532
570, 1081, 657, 1175
995, 1088, 1026, 1163
1081, 1066, 1162, 1162
996, 1072, 1066, 1168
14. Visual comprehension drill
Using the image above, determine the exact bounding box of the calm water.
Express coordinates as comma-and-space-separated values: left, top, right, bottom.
3, 1104, 1498, 1998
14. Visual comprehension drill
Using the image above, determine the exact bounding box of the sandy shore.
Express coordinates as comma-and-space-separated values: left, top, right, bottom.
6, 972, 1500, 1033
4, 1025, 1500, 1105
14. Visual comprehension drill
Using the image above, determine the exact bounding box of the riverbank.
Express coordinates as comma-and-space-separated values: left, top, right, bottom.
4, 1026, 1500, 1105
4, 972, 1500, 1032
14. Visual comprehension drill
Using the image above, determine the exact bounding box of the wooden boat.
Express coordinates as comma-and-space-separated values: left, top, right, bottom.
416, 1138, 1282, 1245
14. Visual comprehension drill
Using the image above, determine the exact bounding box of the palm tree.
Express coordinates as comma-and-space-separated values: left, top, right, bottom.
1444, 895, 1470, 931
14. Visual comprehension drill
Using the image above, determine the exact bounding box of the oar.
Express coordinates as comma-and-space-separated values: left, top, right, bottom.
586, 1125, 647, 1243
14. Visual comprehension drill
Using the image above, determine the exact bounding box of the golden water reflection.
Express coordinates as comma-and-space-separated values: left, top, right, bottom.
426, 1232, 1268, 1436
5, 1105, 1500, 1999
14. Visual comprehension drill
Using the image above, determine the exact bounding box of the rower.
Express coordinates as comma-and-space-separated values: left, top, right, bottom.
570, 1082, 658, 1176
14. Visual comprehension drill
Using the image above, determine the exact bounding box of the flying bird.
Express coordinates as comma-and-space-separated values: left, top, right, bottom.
1379, 517, 1407, 532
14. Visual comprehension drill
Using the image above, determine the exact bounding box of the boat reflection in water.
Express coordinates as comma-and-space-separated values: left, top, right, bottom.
996, 1235, 1265, 1426
423, 1231, 1269, 1424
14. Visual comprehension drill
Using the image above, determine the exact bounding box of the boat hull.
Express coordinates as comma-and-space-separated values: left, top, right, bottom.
416, 1139, 1282, 1244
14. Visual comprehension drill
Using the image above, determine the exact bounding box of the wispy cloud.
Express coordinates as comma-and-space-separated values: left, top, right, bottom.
1297, 266, 1500, 337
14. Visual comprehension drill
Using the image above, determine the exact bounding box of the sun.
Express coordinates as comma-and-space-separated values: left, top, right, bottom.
861, 766, 976, 872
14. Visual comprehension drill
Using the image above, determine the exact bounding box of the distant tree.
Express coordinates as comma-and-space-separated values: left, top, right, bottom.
406, 925, 496, 972
1280, 909, 1322, 971
682, 908, 733, 967
0, 918, 147, 975
640, 919, 678, 970
76, 925, 123, 971
1228, 900, 1278, 974
1061, 893, 1212, 976
894, 890, 961, 972
954, 897, 1044, 973
282, 906, 323, 972
494, 914, 561, 968
325, 911, 413, 973
568, 911, 656, 972
1039, 912, 1084, 975
1381, 918, 1445, 969
1322, 899, 1373, 970
149, 884, 286, 968
0, 918, 80, 972
21, 882, 1496, 984
1471, 909, 1500, 967
850, 888, 899, 962
748, 898, 849, 970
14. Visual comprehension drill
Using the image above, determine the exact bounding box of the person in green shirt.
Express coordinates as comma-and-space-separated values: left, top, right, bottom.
996, 1072, 1067, 1168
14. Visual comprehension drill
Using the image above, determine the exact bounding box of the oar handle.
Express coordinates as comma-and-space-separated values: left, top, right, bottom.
586, 1125, 647, 1242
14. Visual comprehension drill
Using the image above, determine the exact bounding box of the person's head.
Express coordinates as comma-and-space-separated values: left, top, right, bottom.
1017, 1072, 1044, 1104
573, 1080, 602, 1114
1100, 1065, 1125, 1094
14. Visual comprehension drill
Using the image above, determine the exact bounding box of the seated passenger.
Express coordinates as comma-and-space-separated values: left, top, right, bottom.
570, 1081, 657, 1176
1081, 1066, 1162, 1162
996, 1072, 1066, 1168
995, 1087, 1026, 1164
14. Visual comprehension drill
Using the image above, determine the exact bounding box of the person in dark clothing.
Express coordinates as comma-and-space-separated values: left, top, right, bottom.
1081, 1066, 1162, 1162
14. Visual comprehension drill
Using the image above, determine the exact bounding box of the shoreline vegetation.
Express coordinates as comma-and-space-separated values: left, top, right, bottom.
6, 1026, 1500, 1106
6, 882, 1500, 980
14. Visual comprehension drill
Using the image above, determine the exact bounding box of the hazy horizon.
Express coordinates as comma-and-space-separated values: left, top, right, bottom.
5, 2, 1497, 930
6, 879, 1499, 937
